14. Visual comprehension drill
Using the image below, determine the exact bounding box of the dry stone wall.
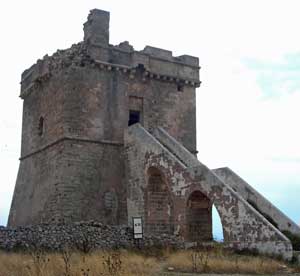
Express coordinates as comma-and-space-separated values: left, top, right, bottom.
0, 222, 184, 252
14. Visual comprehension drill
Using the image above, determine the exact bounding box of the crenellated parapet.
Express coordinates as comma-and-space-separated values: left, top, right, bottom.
20, 9, 200, 99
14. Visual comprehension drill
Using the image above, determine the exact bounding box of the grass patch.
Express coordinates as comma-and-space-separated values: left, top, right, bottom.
0, 250, 160, 276
0, 245, 298, 275
165, 247, 287, 274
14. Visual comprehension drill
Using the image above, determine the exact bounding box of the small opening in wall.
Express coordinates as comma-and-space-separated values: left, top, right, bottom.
137, 63, 145, 72
177, 84, 184, 92
38, 116, 44, 136
128, 110, 140, 126
213, 205, 224, 242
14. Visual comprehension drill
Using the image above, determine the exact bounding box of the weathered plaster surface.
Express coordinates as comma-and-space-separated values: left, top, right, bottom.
125, 124, 293, 260
213, 167, 300, 236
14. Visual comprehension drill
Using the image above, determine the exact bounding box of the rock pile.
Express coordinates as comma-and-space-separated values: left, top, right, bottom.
0, 221, 184, 252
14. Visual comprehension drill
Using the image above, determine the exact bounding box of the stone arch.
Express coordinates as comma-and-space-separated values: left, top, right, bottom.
145, 167, 173, 235
185, 190, 213, 242
186, 184, 230, 243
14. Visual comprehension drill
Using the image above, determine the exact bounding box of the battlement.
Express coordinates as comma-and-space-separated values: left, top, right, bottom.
141, 46, 199, 67
20, 9, 200, 98
84, 9, 199, 67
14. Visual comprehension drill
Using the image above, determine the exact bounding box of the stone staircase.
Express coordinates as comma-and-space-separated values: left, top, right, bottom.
213, 167, 300, 237
151, 126, 300, 260
152, 126, 300, 262
125, 124, 295, 260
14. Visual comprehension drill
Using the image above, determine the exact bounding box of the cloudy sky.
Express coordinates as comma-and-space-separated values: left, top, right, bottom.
0, 0, 299, 236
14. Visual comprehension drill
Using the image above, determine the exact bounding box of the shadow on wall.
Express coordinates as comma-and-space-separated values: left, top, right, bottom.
145, 167, 173, 235
186, 190, 213, 242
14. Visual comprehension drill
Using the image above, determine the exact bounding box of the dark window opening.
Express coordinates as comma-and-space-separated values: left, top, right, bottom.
38, 116, 44, 136
128, 110, 140, 126
137, 63, 145, 72
177, 84, 184, 92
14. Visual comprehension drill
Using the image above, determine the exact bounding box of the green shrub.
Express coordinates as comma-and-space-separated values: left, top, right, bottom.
282, 231, 300, 251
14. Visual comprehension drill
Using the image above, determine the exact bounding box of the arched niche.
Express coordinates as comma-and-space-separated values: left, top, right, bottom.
145, 167, 173, 235
186, 190, 213, 242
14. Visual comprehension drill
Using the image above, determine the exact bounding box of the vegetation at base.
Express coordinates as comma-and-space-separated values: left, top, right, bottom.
282, 230, 300, 251
0, 249, 159, 276
0, 244, 299, 276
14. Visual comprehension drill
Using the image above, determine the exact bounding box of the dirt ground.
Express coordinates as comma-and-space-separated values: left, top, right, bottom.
159, 273, 300, 276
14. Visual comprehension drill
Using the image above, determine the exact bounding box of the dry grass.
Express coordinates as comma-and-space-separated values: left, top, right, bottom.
165, 248, 290, 274
0, 247, 298, 275
293, 264, 300, 273
0, 250, 160, 276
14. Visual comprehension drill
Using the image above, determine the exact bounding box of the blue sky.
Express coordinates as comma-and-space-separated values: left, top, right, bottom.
0, 1, 299, 235
244, 55, 300, 98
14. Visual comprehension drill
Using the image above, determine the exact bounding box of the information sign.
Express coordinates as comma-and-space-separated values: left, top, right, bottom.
132, 217, 143, 239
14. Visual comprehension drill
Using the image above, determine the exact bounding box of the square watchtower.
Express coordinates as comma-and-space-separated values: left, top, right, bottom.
8, 9, 200, 228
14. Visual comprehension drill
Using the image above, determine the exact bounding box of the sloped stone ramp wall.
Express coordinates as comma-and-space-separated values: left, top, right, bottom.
125, 124, 293, 260
213, 167, 300, 236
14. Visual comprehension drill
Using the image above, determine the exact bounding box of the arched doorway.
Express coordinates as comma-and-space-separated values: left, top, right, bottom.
145, 167, 173, 235
186, 190, 212, 241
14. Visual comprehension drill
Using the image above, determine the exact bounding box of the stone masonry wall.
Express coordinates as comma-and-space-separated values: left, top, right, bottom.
0, 222, 184, 252
20, 44, 198, 155
9, 140, 126, 227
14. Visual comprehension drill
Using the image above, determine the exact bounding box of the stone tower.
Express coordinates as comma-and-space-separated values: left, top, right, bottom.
8, 9, 200, 228
8, 9, 299, 259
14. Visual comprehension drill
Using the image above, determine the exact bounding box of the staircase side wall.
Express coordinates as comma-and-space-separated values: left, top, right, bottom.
125, 124, 293, 260
213, 167, 300, 236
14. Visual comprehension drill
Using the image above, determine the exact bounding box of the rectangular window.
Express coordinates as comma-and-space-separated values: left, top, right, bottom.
128, 110, 140, 126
